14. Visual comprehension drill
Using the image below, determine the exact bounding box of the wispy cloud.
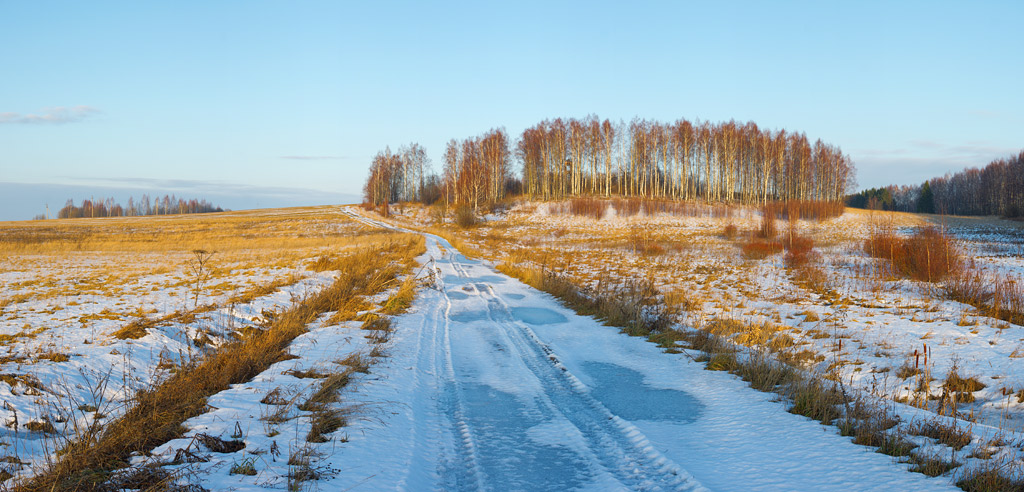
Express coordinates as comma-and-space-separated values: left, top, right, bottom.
0, 106, 101, 124
865, 140, 1018, 163
279, 155, 346, 161
852, 140, 1021, 189
0, 180, 361, 221
68, 176, 349, 200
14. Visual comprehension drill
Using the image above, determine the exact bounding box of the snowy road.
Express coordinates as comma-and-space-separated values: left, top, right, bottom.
333, 208, 957, 491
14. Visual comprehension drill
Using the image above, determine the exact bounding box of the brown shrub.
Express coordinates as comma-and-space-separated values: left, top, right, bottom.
611, 198, 642, 217
759, 205, 778, 239
569, 197, 606, 219
723, 224, 738, 240
783, 234, 818, 269
629, 226, 666, 256
947, 269, 1024, 325
742, 239, 783, 260
546, 197, 739, 219
865, 226, 961, 282
775, 200, 845, 221
454, 205, 478, 228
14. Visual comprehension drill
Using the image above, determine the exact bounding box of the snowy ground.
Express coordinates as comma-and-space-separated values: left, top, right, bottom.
378, 201, 1024, 486
385, 203, 1024, 429
0, 207, 375, 482
4, 204, 1020, 489
321, 217, 957, 491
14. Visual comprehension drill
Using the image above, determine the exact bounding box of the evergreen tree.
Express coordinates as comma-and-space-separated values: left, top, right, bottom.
917, 181, 935, 214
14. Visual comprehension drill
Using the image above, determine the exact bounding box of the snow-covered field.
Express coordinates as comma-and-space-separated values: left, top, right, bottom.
0, 207, 384, 483
323, 216, 957, 491
378, 202, 1024, 486
398, 204, 1024, 423
3, 203, 1022, 490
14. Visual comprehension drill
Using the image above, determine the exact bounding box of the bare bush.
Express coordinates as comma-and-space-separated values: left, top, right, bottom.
865, 226, 961, 282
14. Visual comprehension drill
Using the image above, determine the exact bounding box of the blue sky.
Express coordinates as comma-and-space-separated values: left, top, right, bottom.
1, 1, 1021, 220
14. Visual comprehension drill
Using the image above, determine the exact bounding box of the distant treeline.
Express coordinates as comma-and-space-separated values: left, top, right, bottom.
41, 195, 225, 219
847, 150, 1024, 217
364, 115, 855, 211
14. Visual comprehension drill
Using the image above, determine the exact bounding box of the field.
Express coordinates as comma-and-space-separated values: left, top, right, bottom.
381, 199, 1024, 485
3, 201, 1024, 490
0, 207, 423, 488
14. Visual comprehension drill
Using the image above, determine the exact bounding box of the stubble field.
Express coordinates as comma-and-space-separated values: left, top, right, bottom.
0, 206, 421, 488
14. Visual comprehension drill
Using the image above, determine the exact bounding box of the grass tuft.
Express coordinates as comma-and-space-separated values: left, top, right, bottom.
956, 465, 1024, 492
942, 369, 986, 404
229, 457, 258, 476
909, 420, 972, 450
196, 433, 245, 453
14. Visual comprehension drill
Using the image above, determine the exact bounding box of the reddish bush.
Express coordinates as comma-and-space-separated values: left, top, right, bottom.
865, 226, 961, 282
570, 197, 605, 219
723, 224, 738, 240
742, 239, 784, 259
629, 226, 667, 255
775, 200, 845, 221
784, 234, 818, 268
612, 198, 642, 217
759, 205, 778, 239
552, 197, 740, 220
947, 268, 1024, 325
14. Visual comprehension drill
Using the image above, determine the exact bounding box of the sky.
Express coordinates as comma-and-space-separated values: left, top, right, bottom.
1, 1, 1022, 220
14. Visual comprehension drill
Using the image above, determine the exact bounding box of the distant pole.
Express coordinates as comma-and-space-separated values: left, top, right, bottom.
45, 204, 50, 220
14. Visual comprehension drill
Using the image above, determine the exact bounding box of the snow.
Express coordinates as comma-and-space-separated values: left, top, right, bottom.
3, 205, 1008, 489
309, 212, 958, 491
0, 208, 370, 481
391, 203, 1024, 438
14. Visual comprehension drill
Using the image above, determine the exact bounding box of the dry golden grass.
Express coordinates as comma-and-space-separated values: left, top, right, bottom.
381, 274, 418, 315
2, 206, 427, 490
18, 233, 424, 492
108, 304, 214, 340
1, 206, 382, 345
369, 202, 1024, 489
0, 206, 384, 255
227, 273, 304, 305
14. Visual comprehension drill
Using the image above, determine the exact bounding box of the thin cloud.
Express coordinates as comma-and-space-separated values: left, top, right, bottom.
852, 140, 1021, 189
279, 155, 346, 161
70, 176, 344, 200
0, 106, 101, 124
856, 141, 1018, 164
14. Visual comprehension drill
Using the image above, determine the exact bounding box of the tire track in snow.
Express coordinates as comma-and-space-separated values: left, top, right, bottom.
401, 275, 459, 489
435, 248, 704, 490
399, 237, 486, 490
468, 274, 704, 491
436, 280, 488, 490
342, 207, 705, 491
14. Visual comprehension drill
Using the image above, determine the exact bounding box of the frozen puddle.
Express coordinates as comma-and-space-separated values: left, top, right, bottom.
459, 384, 588, 491
449, 309, 489, 323
510, 306, 568, 325
582, 362, 703, 423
